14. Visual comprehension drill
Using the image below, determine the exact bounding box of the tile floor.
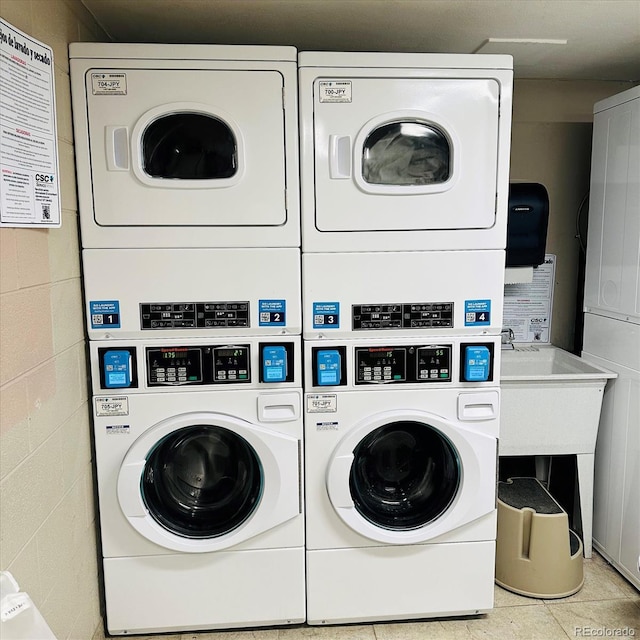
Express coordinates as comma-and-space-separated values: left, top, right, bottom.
92, 552, 639, 640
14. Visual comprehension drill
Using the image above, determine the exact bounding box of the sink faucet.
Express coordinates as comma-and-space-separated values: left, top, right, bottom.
501, 327, 515, 349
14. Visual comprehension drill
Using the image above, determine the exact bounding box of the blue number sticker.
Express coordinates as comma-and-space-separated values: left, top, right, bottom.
313, 302, 340, 329
464, 300, 491, 326
259, 299, 286, 326
90, 301, 121, 329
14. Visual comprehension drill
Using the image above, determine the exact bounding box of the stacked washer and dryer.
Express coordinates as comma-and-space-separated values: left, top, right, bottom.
69, 44, 305, 635
298, 52, 513, 624
70, 44, 514, 634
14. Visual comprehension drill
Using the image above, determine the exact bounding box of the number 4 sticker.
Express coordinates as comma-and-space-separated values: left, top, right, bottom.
465, 300, 491, 326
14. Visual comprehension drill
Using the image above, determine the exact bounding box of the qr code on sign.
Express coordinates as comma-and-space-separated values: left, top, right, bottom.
260, 312, 271, 322
42, 204, 51, 220
92, 314, 103, 325
465, 312, 476, 323
314, 315, 324, 325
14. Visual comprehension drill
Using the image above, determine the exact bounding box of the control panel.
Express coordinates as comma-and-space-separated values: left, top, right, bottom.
352, 302, 454, 330
140, 301, 250, 330
147, 347, 205, 385
212, 346, 250, 382
354, 345, 452, 385
121, 343, 298, 388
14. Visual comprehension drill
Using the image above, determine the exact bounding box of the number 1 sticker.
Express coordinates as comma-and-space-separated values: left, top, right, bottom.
90, 301, 121, 329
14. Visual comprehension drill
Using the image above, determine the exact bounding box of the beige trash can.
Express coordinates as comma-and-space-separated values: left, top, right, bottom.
495, 477, 584, 598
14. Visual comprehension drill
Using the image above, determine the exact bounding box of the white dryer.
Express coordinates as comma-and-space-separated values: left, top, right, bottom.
69, 43, 300, 249
298, 52, 513, 252
304, 337, 500, 625
89, 337, 304, 635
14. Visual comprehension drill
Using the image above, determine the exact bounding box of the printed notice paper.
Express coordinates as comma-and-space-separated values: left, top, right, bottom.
503, 254, 556, 344
0, 19, 61, 228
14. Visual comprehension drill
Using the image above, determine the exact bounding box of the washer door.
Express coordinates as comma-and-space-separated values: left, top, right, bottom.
326, 410, 496, 544
117, 412, 300, 552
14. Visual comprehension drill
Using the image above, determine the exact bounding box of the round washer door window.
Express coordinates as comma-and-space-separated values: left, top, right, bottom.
141, 424, 263, 538
349, 421, 460, 530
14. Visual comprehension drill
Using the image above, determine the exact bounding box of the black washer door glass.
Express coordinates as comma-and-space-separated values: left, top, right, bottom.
362, 122, 450, 186
142, 425, 262, 538
142, 113, 237, 180
349, 421, 460, 530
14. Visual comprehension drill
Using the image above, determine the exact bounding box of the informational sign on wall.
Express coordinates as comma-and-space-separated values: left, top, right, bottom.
0, 19, 61, 228
503, 254, 556, 343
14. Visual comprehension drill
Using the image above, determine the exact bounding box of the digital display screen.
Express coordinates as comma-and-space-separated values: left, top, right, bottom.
161, 349, 188, 360
216, 348, 245, 358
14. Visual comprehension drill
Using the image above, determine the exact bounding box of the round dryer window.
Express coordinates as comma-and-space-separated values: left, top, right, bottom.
141, 424, 263, 538
142, 113, 238, 180
349, 421, 460, 530
362, 121, 451, 186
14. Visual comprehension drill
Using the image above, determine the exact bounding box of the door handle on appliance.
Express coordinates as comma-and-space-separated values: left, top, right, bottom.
117, 460, 147, 517
105, 126, 129, 170
257, 393, 300, 422
327, 454, 354, 508
457, 391, 499, 421
329, 135, 351, 179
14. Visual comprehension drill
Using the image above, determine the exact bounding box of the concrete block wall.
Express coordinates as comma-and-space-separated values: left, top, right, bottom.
0, 1, 108, 638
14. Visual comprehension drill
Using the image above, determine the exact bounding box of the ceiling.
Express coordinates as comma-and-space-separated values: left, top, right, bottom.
81, 0, 640, 82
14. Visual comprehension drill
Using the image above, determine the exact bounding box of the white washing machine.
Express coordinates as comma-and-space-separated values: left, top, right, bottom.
298, 52, 513, 253
303, 250, 504, 339
89, 337, 304, 635
69, 43, 300, 249
304, 337, 500, 624
83, 247, 301, 340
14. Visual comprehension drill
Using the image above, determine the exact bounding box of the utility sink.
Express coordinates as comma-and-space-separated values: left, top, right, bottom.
499, 344, 616, 558
501, 345, 616, 380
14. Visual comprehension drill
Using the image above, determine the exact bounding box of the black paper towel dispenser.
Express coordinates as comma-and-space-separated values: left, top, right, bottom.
506, 183, 549, 267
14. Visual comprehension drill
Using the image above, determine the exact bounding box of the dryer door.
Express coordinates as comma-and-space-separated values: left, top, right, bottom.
117, 412, 300, 552
84, 68, 287, 228
313, 77, 500, 232
326, 410, 496, 544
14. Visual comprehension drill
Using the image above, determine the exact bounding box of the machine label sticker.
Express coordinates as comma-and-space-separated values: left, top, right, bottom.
258, 299, 286, 326
105, 425, 130, 435
313, 302, 340, 329
91, 73, 127, 95
318, 80, 352, 103
95, 396, 129, 417
465, 299, 492, 326
316, 421, 339, 431
90, 300, 121, 329
306, 394, 337, 413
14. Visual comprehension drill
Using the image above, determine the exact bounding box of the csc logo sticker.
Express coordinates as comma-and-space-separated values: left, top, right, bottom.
35, 174, 54, 182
